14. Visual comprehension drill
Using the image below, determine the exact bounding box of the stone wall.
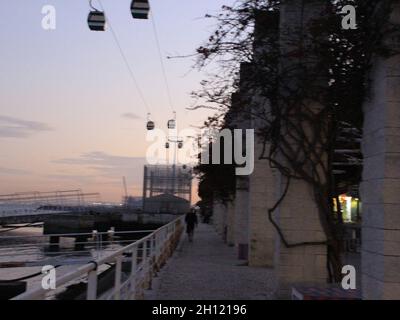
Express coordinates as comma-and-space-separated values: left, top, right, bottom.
226, 201, 236, 246
213, 200, 227, 240
245, 11, 280, 268
234, 176, 250, 260
361, 1, 400, 300
276, 0, 328, 297
248, 139, 276, 267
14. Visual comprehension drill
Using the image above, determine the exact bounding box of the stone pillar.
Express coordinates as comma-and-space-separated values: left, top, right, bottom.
361, 1, 400, 300
226, 201, 236, 246
234, 177, 250, 260
248, 140, 276, 267
246, 11, 280, 268
213, 200, 227, 240
221, 203, 228, 242
276, 178, 328, 296
229, 90, 251, 259
213, 200, 221, 234
212, 199, 219, 232
276, 0, 328, 297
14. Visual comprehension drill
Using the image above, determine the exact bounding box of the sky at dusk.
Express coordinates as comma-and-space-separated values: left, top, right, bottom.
0, 0, 235, 203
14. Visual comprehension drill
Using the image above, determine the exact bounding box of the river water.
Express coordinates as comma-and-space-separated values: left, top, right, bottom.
0, 225, 126, 296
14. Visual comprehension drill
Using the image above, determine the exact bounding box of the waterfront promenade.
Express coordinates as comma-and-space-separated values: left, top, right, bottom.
149, 223, 277, 300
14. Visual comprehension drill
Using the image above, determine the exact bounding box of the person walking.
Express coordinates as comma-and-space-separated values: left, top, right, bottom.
185, 208, 198, 242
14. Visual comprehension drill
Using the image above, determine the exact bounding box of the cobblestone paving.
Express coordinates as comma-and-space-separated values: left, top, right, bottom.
150, 223, 277, 300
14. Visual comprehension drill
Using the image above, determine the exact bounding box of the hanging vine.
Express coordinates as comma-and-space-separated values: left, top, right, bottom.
192, 0, 400, 282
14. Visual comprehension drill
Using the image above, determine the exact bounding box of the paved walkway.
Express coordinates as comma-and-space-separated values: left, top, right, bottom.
150, 223, 277, 300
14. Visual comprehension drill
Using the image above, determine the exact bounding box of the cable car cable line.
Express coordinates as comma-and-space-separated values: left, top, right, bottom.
150, 11, 175, 112
91, 1, 182, 131
88, 0, 100, 11
97, 0, 151, 115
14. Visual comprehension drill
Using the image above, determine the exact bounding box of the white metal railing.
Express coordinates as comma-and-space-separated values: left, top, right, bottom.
0, 229, 157, 264
12, 216, 184, 300
0, 229, 156, 240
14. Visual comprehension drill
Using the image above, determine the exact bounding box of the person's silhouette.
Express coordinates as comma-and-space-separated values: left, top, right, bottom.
185, 209, 198, 242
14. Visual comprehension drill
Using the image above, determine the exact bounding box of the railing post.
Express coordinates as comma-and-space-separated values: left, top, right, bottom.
87, 269, 98, 300
151, 235, 155, 261
148, 236, 154, 288
153, 233, 157, 261
156, 233, 160, 261
114, 255, 122, 300
92, 230, 100, 259
142, 240, 147, 266
141, 240, 147, 294
130, 246, 138, 300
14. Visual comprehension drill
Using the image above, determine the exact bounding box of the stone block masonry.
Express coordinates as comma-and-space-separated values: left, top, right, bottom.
248, 139, 276, 267
361, 1, 400, 300
234, 176, 250, 259
275, 0, 329, 297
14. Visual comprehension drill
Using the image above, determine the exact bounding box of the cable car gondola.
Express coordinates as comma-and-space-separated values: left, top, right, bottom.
178, 142, 183, 149
167, 111, 176, 129
88, 1, 106, 31
88, 11, 106, 31
165, 142, 170, 149
131, 0, 150, 20
167, 119, 176, 129
147, 120, 155, 130
146, 113, 155, 130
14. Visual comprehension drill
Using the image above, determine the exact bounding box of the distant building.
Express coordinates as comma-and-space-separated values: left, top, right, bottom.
142, 165, 192, 214
143, 193, 190, 214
